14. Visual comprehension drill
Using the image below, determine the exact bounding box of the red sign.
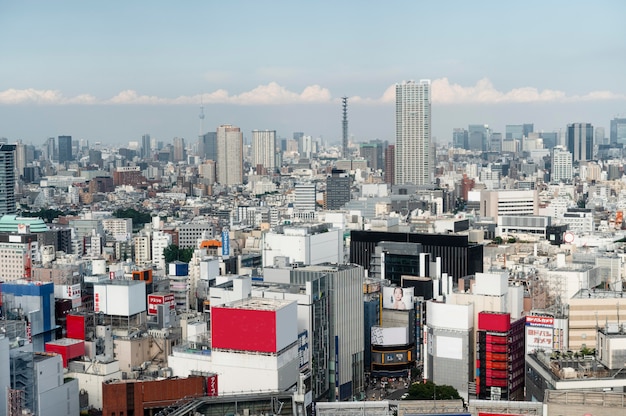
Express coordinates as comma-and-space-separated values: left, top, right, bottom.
526, 315, 554, 327
211, 307, 277, 353
207, 374, 218, 396
147, 293, 175, 315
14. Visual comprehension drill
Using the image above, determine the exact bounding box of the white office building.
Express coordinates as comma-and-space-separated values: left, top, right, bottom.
551, 146, 573, 183
252, 129, 276, 173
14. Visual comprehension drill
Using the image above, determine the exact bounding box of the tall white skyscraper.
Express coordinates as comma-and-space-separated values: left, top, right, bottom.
217, 124, 243, 186
251, 129, 276, 173
394, 80, 431, 185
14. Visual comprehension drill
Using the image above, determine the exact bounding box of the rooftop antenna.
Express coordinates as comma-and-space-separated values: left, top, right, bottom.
342, 96, 348, 159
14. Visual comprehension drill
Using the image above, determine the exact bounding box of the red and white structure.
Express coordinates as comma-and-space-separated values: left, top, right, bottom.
168, 297, 299, 394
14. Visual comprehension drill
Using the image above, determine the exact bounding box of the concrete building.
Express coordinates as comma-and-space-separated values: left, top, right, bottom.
479, 189, 538, 218
101, 217, 132, 239
425, 301, 474, 401
0, 144, 16, 216
567, 122, 594, 162
610, 116, 626, 145
177, 222, 214, 249
475, 312, 525, 401
294, 182, 316, 212
216, 124, 243, 186
395, 80, 431, 185
1, 281, 55, 351
169, 297, 299, 394
561, 207, 594, 235
0, 233, 40, 281
359, 140, 384, 171
289, 263, 365, 401
349, 230, 484, 285
496, 215, 551, 239
325, 169, 351, 210
568, 289, 626, 349
133, 233, 151, 266
58, 135, 72, 164
262, 225, 342, 267
252, 129, 276, 174
526, 344, 626, 402
551, 146, 573, 183
151, 230, 172, 270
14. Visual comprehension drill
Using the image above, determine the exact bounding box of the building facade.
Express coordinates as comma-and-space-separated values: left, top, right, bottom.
58, 135, 72, 164
394, 80, 431, 185
0, 144, 16, 216
567, 122, 594, 162
476, 312, 525, 401
551, 146, 573, 183
325, 169, 350, 210
216, 124, 243, 186
252, 129, 276, 174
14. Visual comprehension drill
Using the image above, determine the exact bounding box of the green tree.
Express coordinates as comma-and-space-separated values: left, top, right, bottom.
163, 244, 180, 263
113, 208, 151, 228
20, 208, 68, 223
163, 244, 194, 263
406, 381, 462, 401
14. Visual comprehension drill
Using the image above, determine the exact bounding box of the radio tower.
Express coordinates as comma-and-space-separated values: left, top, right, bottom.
199, 96, 205, 136
342, 97, 348, 158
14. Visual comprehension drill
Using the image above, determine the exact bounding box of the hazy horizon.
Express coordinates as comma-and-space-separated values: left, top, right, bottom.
1, 1, 625, 147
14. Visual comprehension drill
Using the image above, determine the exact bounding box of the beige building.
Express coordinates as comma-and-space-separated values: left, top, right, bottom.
251, 129, 276, 173
479, 189, 538, 218
217, 124, 243, 186
568, 290, 626, 349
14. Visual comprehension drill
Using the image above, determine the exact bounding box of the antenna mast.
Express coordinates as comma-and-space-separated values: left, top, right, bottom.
342, 96, 348, 158
199, 96, 205, 136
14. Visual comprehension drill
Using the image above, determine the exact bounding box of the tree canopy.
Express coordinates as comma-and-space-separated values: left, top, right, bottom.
406, 381, 462, 401
20, 208, 73, 223
113, 208, 151, 228
163, 244, 194, 263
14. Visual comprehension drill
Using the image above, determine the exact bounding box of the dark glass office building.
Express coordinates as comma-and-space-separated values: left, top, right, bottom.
349, 230, 483, 284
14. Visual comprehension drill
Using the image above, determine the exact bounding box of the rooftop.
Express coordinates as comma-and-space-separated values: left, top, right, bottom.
0, 215, 48, 233
226, 297, 293, 311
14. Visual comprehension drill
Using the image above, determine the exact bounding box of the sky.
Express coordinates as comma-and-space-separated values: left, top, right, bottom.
1, 1, 625, 147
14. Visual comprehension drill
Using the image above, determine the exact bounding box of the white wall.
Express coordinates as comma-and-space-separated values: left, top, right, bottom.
169, 347, 299, 394
426, 302, 473, 330
262, 229, 341, 267
38, 378, 79, 416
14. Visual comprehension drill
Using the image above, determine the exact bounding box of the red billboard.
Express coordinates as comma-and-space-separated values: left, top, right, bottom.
211, 307, 277, 353
525, 315, 554, 327
66, 314, 86, 340
478, 312, 511, 332
147, 293, 175, 315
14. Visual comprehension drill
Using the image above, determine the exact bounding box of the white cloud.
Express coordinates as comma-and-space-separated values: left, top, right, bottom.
0, 88, 97, 104
1, 80, 624, 106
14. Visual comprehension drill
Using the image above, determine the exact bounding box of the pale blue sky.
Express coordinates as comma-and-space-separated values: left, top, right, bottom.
1, 1, 625, 146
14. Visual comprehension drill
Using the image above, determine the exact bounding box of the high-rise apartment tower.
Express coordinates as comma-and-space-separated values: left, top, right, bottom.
217, 124, 243, 186
0, 144, 16, 216
394, 80, 431, 185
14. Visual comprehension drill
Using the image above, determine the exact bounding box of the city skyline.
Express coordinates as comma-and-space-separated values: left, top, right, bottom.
1, 1, 625, 145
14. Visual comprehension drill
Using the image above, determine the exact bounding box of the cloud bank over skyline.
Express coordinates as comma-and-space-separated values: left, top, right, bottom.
2, 78, 625, 107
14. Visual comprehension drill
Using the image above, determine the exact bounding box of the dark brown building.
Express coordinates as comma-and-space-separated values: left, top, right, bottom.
102, 375, 215, 415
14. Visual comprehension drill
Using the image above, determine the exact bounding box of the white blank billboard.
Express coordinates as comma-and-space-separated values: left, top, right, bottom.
371, 326, 409, 346
436, 335, 462, 360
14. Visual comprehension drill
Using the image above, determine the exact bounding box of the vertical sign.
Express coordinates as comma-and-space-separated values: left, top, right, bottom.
335, 335, 339, 400
221, 230, 229, 257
